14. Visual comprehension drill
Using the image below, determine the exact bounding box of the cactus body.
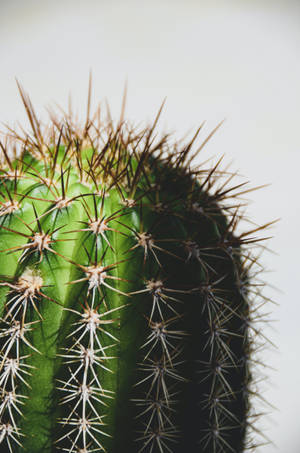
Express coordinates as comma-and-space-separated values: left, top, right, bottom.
0, 90, 271, 453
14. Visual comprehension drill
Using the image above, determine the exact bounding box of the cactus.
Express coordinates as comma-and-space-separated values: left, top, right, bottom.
0, 84, 273, 453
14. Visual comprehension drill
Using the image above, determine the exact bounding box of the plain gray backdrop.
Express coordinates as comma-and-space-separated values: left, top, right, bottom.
0, 1, 299, 452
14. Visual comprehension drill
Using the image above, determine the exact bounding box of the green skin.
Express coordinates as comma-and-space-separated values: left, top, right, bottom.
0, 145, 250, 453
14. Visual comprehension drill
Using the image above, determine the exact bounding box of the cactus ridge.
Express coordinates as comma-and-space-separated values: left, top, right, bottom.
0, 84, 274, 453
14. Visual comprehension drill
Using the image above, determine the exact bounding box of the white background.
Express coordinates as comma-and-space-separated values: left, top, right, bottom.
0, 1, 299, 452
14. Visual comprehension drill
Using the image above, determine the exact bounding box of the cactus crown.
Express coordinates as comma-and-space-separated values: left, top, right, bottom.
0, 83, 274, 453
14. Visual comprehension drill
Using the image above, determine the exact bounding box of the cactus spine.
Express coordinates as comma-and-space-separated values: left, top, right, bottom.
0, 85, 273, 453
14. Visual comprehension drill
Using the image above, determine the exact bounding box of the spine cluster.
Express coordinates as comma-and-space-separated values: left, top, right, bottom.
55, 207, 126, 452
132, 279, 186, 452
0, 269, 43, 452
56, 296, 115, 453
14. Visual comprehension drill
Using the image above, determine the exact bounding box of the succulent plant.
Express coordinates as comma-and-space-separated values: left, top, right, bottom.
0, 83, 274, 453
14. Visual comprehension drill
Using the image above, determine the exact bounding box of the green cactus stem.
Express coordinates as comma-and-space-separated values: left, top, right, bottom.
0, 84, 274, 453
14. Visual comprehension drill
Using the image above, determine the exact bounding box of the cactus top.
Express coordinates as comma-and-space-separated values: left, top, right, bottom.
0, 87, 273, 453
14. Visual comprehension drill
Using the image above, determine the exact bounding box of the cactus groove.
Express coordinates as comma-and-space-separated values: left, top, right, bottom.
0, 85, 273, 453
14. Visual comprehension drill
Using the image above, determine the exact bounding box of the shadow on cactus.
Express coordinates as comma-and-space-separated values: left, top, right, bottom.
0, 81, 276, 453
